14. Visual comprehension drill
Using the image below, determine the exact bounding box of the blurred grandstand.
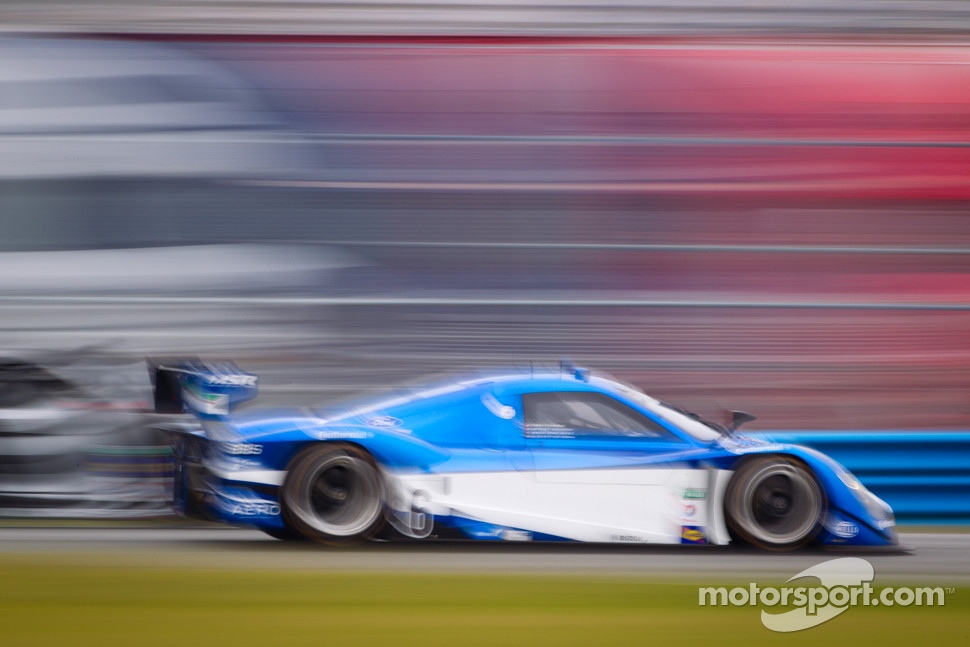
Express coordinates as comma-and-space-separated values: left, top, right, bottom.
0, 4, 967, 439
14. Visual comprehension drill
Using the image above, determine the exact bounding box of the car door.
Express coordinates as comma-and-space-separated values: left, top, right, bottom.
510, 389, 703, 543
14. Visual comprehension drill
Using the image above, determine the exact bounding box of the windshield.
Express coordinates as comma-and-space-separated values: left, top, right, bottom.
606, 380, 725, 443
652, 400, 726, 443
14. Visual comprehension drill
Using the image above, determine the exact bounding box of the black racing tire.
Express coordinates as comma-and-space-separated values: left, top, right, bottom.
280, 443, 386, 546
724, 456, 825, 551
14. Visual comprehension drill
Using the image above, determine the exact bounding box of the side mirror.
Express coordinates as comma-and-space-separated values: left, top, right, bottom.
729, 410, 757, 431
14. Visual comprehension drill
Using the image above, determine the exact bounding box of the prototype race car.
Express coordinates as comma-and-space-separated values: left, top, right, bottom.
152, 360, 897, 550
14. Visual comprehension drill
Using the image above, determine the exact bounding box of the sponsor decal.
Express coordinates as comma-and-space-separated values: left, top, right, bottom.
224, 443, 263, 456
729, 443, 786, 455
203, 374, 257, 387
315, 430, 373, 440
182, 382, 229, 415
366, 415, 402, 428
230, 502, 280, 517
823, 517, 860, 538
206, 489, 281, 518
525, 427, 576, 439
469, 528, 503, 539
684, 488, 707, 500
611, 534, 646, 543
683, 503, 697, 518
681, 526, 708, 544
834, 522, 860, 538
501, 529, 533, 542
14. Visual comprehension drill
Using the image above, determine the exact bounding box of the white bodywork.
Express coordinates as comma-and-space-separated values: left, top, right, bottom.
215, 461, 735, 544
386, 466, 734, 545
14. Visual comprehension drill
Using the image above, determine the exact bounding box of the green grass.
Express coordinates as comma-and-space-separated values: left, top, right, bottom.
0, 556, 965, 646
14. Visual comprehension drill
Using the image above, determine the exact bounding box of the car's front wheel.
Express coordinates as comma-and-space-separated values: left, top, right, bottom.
280, 443, 386, 545
724, 456, 824, 551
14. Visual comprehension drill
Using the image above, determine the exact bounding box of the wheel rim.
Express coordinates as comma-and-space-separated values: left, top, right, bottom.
735, 463, 821, 546
292, 454, 383, 537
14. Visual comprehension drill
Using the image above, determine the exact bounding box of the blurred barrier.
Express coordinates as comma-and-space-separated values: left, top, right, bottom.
766, 432, 970, 525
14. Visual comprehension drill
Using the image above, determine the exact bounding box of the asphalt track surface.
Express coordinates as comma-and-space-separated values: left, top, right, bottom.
0, 527, 966, 584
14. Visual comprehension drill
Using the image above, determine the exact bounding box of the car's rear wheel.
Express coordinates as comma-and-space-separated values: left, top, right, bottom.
280, 443, 386, 545
725, 456, 824, 551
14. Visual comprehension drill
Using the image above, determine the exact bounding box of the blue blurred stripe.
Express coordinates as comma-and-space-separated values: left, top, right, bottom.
766, 431, 970, 524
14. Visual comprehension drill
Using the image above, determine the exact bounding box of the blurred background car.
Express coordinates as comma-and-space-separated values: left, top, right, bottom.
0, 347, 172, 517
0, 35, 364, 356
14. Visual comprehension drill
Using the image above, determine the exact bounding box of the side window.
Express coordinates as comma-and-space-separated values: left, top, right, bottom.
522, 392, 677, 441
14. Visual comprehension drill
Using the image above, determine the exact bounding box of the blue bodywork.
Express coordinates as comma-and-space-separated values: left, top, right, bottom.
157, 361, 898, 548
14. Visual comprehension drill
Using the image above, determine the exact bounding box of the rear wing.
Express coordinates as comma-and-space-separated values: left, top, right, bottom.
147, 358, 257, 418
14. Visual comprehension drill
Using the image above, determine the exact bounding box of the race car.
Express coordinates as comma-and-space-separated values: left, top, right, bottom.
152, 359, 897, 550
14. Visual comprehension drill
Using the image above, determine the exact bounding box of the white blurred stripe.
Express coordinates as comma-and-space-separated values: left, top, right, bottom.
7, 1, 970, 35
319, 240, 970, 255
0, 295, 968, 310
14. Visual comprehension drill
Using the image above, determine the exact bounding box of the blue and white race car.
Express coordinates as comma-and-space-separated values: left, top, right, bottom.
152, 360, 897, 551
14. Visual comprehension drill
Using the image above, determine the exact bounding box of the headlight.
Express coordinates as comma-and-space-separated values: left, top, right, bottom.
836, 466, 863, 491
860, 487, 893, 521
837, 466, 893, 524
